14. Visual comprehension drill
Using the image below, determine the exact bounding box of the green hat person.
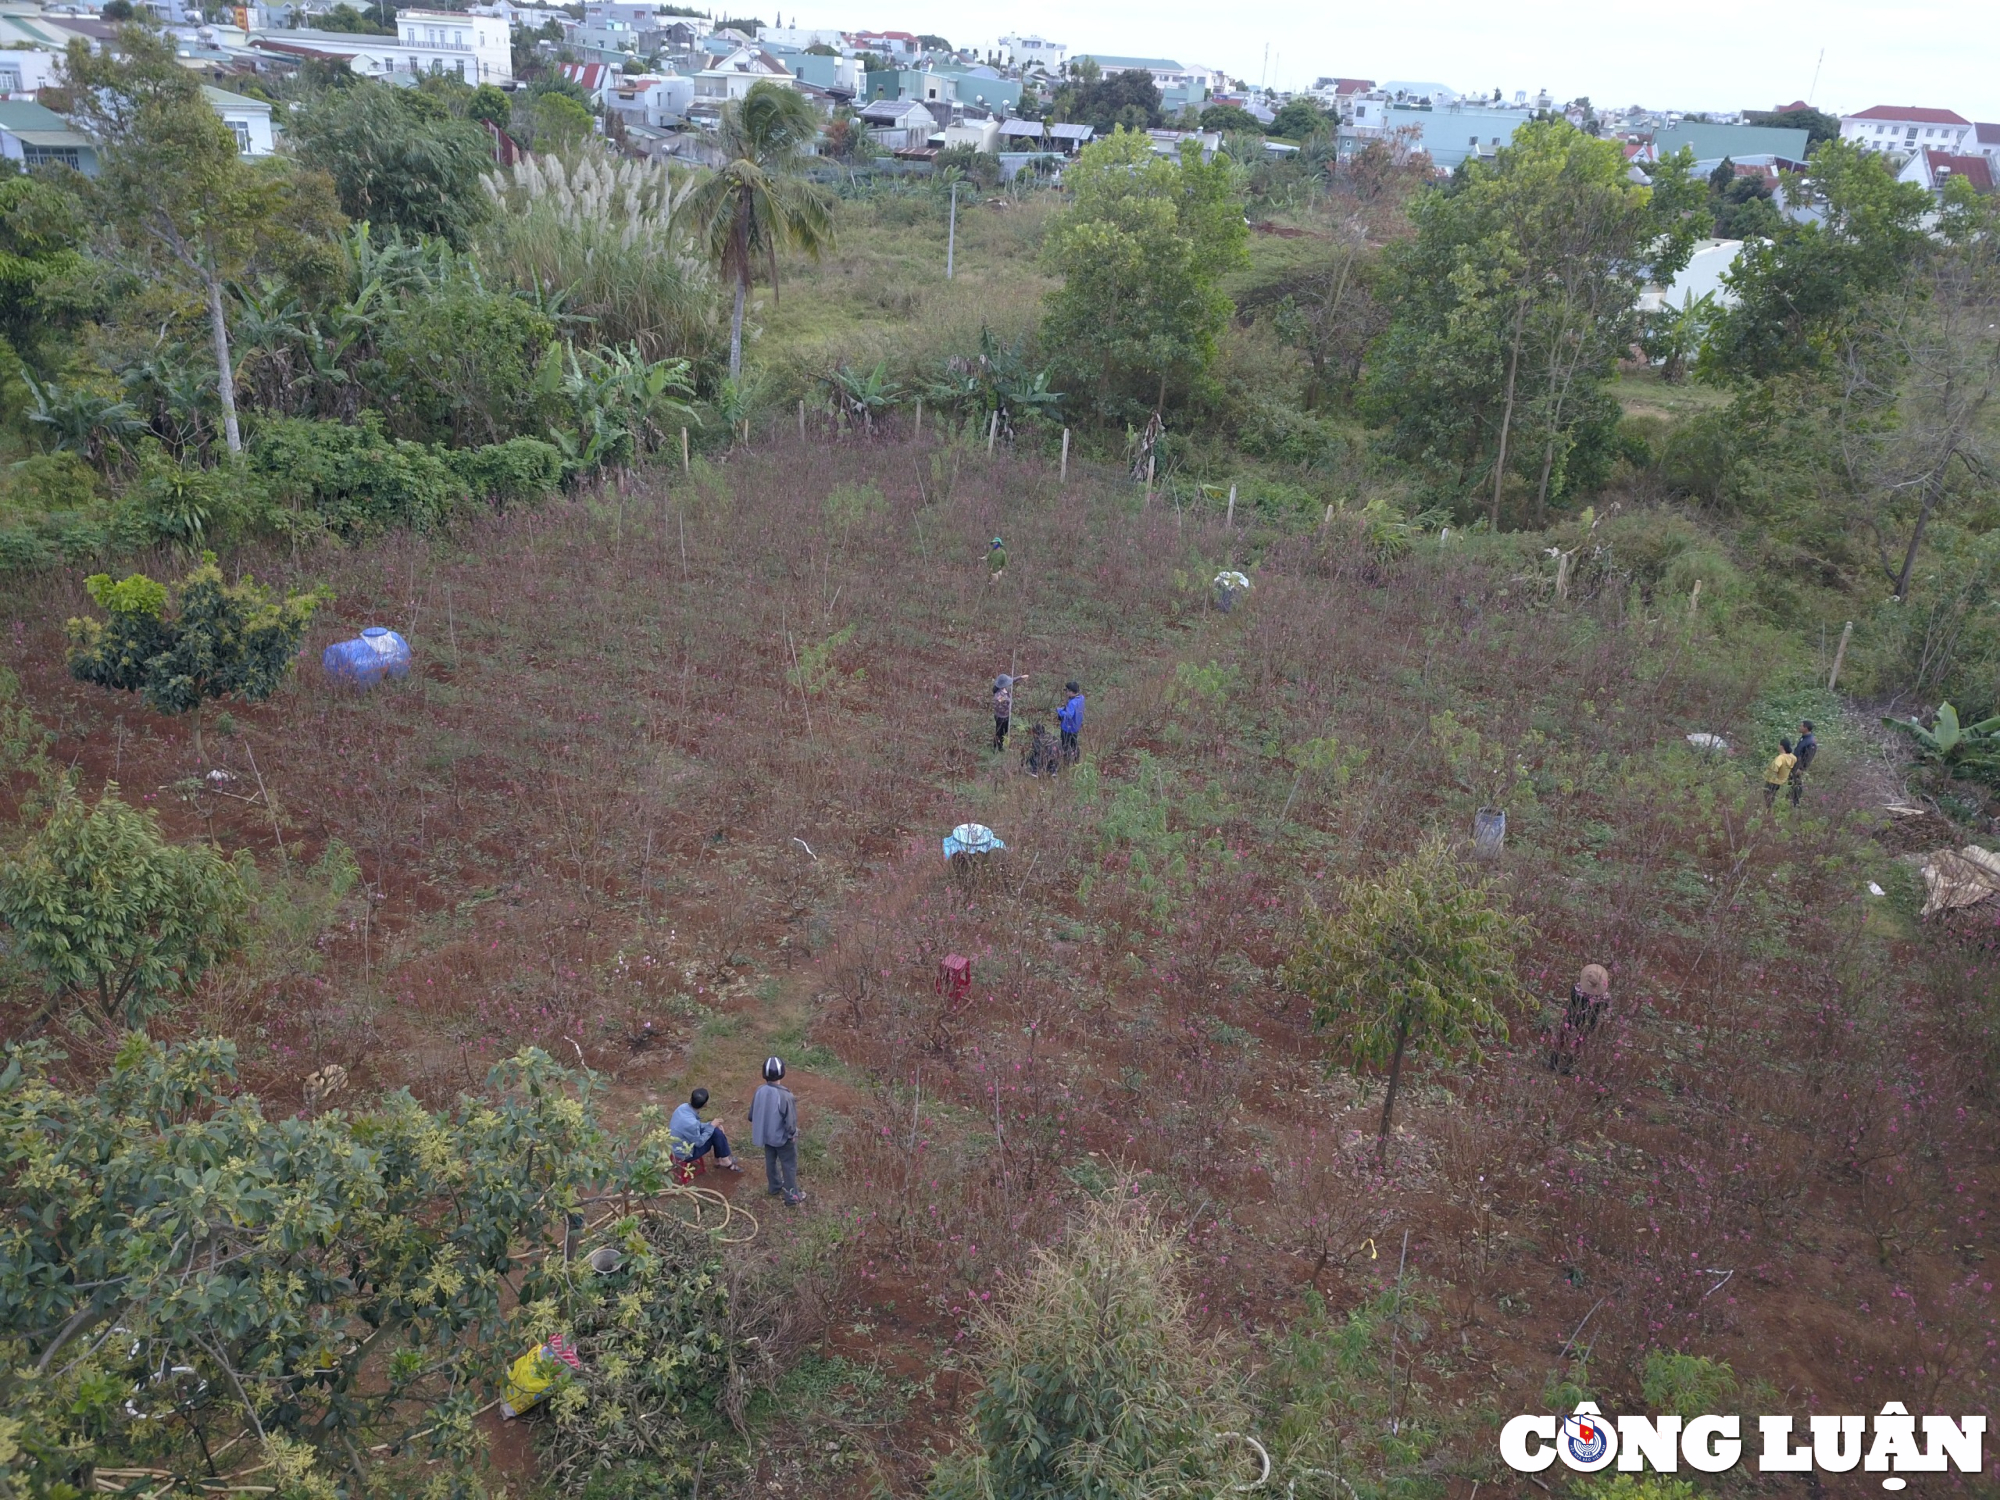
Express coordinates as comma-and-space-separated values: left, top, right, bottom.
988, 537, 1007, 579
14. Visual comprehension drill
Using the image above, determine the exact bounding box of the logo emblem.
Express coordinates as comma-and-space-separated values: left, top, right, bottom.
1559, 1402, 1618, 1471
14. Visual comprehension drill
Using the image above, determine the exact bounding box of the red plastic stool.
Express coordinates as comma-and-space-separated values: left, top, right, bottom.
671, 1151, 709, 1187
937, 953, 972, 995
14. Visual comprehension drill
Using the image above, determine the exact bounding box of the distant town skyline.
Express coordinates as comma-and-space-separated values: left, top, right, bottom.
770, 0, 2000, 124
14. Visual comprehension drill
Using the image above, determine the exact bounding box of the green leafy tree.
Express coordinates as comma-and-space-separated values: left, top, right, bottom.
66, 557, 325, 759
529, 90, 595, 150
467, 81, 511, 131
1745, 105, 1841, 145
1702, 140, 1929, 383
292, 81, 494, 247
0, 787, 249, 1028
1042, 127, 1248, 422
1199, 103, 1263, 135
684, 80, 835, 384
1367, 121, 1707, 524
0, 1038, 626, 1498
1284, 834, 1528, 1161
314, 0, 394, 32
1269, 97, 1332, 141
0, 175, 87, 368
1048, 64, 1162, 134
65, 28, 294, 454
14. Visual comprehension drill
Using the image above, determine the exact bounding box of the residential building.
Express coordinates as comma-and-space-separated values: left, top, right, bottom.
1897, 147, 1995, 194
1838, 105, 1972, 158
1144, 126, 1220, 159
935, 64, 1020, 116
784, 51, 860, 96
1349, 94, 1532, 168
847, 28, 918, 58
204, 84, 274, 155
249, 9, 512, 82
997, 117, 1093, 156
604, 72, 692, 128
556, 60, 618, 102
1075, 55, 1218, 94
863, 66, 955, 109
756, 25, 842, 49
857, 96, 933, 150
1310, 76, 1374, 116
998, 33, 1065, 70
1651, 120, 1810, 170
1379, 80, 1460, 106
0, 98, 95, 173
936, 117, 997, 153
0, 47, 61, 95
1975, 122, 2000, 170
693, 45, 795, 103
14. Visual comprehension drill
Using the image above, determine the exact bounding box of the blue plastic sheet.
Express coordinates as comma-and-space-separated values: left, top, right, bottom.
943, 823, 1005, 859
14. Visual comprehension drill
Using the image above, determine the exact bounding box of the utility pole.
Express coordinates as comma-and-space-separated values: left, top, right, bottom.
946, 180, 958, 279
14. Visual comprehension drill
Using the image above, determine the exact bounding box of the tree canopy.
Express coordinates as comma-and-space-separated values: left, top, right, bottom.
1042, 128, 1248, 422
292, 82, 495, 248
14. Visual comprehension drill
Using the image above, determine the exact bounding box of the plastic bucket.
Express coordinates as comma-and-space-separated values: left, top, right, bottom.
1473, 807, 1506, 860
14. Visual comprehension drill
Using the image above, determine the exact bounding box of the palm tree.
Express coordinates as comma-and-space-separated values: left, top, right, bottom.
685, 81, 835, 384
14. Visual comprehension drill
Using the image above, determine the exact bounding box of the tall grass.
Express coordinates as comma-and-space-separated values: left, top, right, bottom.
479, 149, 721, 366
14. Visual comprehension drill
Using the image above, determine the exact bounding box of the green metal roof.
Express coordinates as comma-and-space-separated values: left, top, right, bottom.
1653, 120, 1811, 163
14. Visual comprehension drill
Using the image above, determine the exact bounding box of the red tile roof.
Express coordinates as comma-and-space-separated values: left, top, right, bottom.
1844, 105, 1970, 125
1925, 150, 1995, 190
1331, 77, 1374, 93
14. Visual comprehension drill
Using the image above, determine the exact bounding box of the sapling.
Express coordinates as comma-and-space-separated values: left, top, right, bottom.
1285, 833, 1529, 1163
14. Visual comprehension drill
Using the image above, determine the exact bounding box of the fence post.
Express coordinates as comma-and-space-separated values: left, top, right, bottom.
680, 427, 689, 475
915, 399, 922, 438
1828, 620, 1854, 691
1145, 451, 1155, 504
1060, 428, 1069, 484
1226, 484, 1236, 528
987, 409, 998, 455
798, 399, 805, 440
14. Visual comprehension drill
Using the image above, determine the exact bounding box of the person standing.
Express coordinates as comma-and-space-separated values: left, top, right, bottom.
1546, 964, 1611, 1073
1763, 737, 1797, 810
988, 537, 1007, 580
1057, 680, 1085, 766
992, 672, 1026, 752
749, 1056, 805, 1206
1790, 720, 1817, 808
669, 1088, 741, 1172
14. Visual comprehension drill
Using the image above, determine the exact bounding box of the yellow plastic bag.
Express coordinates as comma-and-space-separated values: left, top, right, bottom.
499, 1334, 581, 1418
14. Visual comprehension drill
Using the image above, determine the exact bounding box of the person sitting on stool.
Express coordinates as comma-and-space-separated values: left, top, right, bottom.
669, 1088, 741, 1172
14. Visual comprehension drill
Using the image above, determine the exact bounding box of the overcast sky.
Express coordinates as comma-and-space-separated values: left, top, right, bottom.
779, 0, 2000, 124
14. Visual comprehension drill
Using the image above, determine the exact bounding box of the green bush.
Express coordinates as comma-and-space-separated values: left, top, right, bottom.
446, 435, 565, 509
1, 450, 100, 512
1237, 400, 1348, 471
116, 451, 268, 552
248, 413, 469, 538
1640, 1350, 1738, 1419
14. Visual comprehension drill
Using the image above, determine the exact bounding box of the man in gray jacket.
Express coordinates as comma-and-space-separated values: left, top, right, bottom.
749, 1056, 805, 1206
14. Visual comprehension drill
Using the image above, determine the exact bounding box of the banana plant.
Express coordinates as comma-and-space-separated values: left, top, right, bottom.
22, 374, 147, 477
827, 361, 901, 435
1884, 702, 2000, 777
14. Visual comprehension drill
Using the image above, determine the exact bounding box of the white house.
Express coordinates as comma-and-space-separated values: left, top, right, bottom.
250, 10, 512, 82
998, 33, 1065, 70
756, 25, 841, 49
1076, 55, 1218, 93
0, 49, 62, 96
1975, 122, 2000, 170
1896, 147, 1995, 195
937, 117, 998, 153
605, 73, 692, 128
858, 97, 933, 150
693, 46, 795, 103
204, 85, 275, 155
1838, 105, 1972, 159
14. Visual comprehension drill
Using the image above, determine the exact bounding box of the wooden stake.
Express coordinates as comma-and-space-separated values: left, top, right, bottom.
1828, 620, 1853, 691
1687, 579, 1702, 619
1060, 427, 1069, 483
1145, 450, 1155, 503
915, 398, 922, 437
987, 409, 998, 454
798, 399, 805, 439
680, 427, 689, 474
1226, 484, 1235, 527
